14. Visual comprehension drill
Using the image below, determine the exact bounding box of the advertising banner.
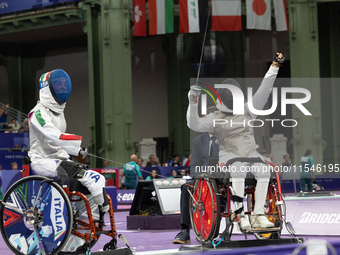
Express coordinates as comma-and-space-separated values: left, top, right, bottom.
0, 0, 81, 15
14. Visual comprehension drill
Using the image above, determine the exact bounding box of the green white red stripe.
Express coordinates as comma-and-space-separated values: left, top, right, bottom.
149, 0, 174, 35
179, 0, 200, 33
40, 71, 52, 82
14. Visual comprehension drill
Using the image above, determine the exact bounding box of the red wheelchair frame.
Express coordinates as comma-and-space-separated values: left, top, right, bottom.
21, 163, 120, 254
189, 158, 284, 243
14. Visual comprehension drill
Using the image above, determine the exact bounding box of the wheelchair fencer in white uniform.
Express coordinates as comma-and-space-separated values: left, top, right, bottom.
187, 54, 284, 230
28, 69, 109, 212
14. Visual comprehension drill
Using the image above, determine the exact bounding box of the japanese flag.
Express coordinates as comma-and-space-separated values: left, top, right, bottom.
246, 0, 271, 30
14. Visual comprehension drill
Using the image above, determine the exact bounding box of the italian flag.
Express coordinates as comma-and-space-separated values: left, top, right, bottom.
212, 0, 242, 31
40, 71, 52, 82
179, 0, 200, 33
149, 0, 174, 35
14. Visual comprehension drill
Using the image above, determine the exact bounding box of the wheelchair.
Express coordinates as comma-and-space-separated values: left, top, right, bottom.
189, 157, 285, 245
0, 162, 127, 255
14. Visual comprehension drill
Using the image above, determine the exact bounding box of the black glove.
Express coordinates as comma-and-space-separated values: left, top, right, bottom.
273, 53, 285, 67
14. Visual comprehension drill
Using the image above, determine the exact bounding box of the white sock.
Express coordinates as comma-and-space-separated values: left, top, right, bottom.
232, 178, 245, 210
254, 178, 269, 213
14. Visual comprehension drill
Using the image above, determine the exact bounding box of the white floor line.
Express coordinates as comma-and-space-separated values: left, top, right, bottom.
136, 248, 185, 254
283, 194, 340, 201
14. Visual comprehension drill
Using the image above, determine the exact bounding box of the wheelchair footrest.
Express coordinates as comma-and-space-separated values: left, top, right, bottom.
90, 247, 133, 255
244, 227, 281, 233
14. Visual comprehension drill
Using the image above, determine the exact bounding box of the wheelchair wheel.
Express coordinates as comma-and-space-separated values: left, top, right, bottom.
60, 194, 104, 254
0, 176, 73, 255
189, 178, 221, 242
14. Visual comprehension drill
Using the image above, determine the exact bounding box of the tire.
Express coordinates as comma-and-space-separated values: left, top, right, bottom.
0, 176, 73, 255
189, 178, 221, 242
59, 194, 104, 254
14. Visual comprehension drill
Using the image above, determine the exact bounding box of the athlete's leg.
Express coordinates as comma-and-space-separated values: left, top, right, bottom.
58, 161, 109, 212
251, 162, 274, 228
225, 158, 250, 230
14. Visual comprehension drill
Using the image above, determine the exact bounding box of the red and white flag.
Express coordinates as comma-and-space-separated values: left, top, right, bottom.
179, 0, 200, 33
212, 0, 242, 31
246, 0, 271, 30
273, 0, 288, 31
133, 0, 147, 36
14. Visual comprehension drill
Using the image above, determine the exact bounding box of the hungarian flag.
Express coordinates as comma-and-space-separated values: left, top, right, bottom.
133, 0, 147, 36
273, 0, 288, 31
179, 0, 200, 33
246, 0, 271, 30
212, 0, 242, 31
149, 0, 174, 35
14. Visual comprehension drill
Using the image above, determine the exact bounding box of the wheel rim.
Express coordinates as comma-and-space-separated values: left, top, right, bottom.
0, 177, 72, 255
191, 179, 218, 241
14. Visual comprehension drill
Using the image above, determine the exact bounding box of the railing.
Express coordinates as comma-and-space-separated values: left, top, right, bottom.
0, 102, 28, 131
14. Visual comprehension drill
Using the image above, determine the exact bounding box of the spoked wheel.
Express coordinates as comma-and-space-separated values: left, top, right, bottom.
0, 176, 73, 255
246, 186, 283, 239
59, 194, 105, 254
189, 178, 221, 243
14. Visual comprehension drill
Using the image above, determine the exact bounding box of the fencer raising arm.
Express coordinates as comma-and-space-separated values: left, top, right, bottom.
29, 108, 82, 156
186, 89, 215, 133
247, 53, 284, 119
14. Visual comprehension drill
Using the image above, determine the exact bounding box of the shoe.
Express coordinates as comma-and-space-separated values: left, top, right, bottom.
251, 209, 274, 228
173, 229, 190, 244
238, 212, 251, 230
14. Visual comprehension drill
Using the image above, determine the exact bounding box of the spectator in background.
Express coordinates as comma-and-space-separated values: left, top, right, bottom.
269, 153, 275, 164
171, 153, 181, 166
146, 154, 159, 167
119, 168, 126, 189
0, 103, 9, 130
8, 118, 21, 133
104, 160, 110, 168
0, 163, 2, 170
169, 169, 178, 178
4, 126, 13, 133
137, 158, 144, 168
282, 155, 292, 169
123, 154, 143, 189
11, 162, 18, 170
300, 149, 315, 192
20, 118, 29, 133
146, 169, 160, 180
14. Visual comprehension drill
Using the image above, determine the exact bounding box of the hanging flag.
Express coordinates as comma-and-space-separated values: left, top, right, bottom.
179, 0, 200, 33
133, 0, 147, 36
273, 0, 288, 31
246, 0, 271, 30
212, 0, 242, 31
149, 0, 174, 35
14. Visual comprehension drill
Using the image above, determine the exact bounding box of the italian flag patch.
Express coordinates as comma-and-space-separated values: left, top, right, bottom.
35, 110, 46, 127
40, 71, 52, 83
